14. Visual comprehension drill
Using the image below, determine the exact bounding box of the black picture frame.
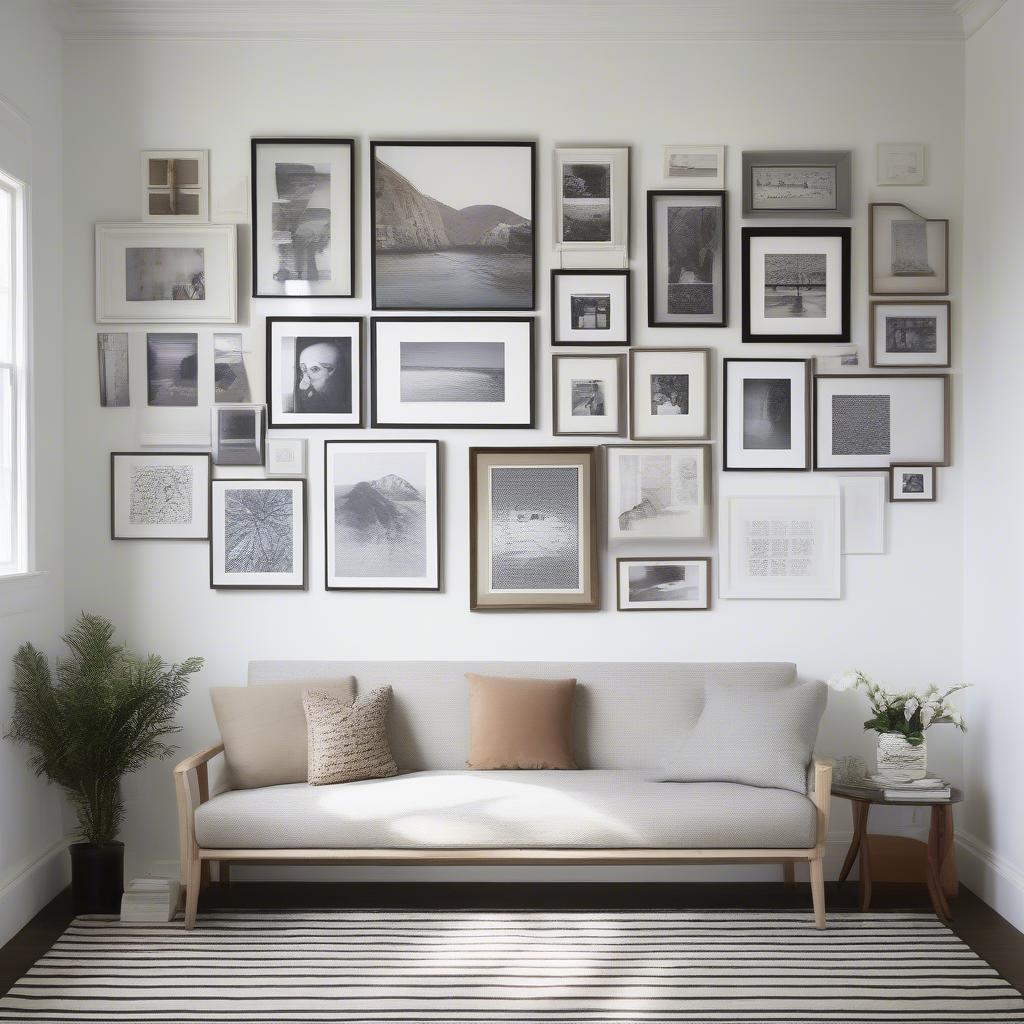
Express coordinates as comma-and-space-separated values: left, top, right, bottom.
550, 268, 631, 346
110, 451, 211, 541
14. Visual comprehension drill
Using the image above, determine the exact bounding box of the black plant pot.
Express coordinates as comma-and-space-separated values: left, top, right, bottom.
70, 841, 124, 915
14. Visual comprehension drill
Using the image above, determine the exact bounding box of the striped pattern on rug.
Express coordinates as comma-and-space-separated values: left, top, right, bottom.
1, 910, 1022, 1022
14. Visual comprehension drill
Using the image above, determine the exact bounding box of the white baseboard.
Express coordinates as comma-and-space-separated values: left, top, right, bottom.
957, 830, 1024, 934
0, 836, 70, 948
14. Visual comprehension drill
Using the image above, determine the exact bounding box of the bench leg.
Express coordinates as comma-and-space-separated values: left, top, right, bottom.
782, 861, 796, 886
219, 861, 231, 887
809, 854, 826, 929
184, 854, 201, 930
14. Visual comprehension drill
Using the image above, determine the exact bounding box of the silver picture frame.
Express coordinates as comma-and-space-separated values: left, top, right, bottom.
742, 151, 852, 218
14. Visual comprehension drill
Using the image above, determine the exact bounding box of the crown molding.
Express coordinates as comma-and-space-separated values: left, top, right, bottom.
955, 0, 1008, 36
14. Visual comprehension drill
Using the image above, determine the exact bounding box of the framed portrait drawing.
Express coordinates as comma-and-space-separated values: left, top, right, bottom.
877, 143, 926, 186
663, 145, 725, 189
210, 479, 307, 590
869, 202, 948, 295
890, 463, 937, 502
469, 447, 599, 611
646, 190, 726, 327
550, 269, 630, 345
870, 301, 951, 368
742, 150, 851, 217
266, 437, 307, 477
110, 452, 210, 541
141, 150, 208, 221
266, 317, 362, 429
628, 348, 709, 441
371, 141, 535, 311
554, 146, 629, 253
742, 227, 851, 343
211, 405, 265, 466
616, 557, 711, 612
552, 353, 625, 437
325, 440, 441, 592
251, 138, 355, 298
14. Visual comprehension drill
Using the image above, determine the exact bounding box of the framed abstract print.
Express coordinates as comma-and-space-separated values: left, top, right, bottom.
869, 202, 949, 295
110, 452, 210, 541
554, 146, 629, 252
616, 557, 711, 612
211, 405, 265, 466
889, 463, 937, 502
550, 269, 630, 345
552, 353, 625, 437
628, 347, 709, 441
742, 150, 851, 217
141, 150, 208, 221
663, 145, 725, 189
870, 301, 951, 368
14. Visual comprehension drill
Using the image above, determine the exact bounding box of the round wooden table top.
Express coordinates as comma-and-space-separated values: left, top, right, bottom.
832, 781, 963, 806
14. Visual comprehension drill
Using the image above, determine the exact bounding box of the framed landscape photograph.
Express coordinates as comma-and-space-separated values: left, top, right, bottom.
371, 141, 535, 311
213, 332, 253, 403
869, 202, 949, 295
647, 190, 726, 327
890, 463, 937, 502
629, 347, 709, 441
141, 150, 208, 221
251, 138, 355, 298
663, 145, 725, 189
324, 440, 441, 592
553, 146, 629, 252
617, 557, 711, 612
131, 331, 213, 447
550, 269, 630, 345
552, 353, 625, 437
742, 150, 851, 217
469, 446, 599, 611
110, 452, 210, 540
870, 301, 951, 368
877, 143, 926, 186
211, 405, 265, 466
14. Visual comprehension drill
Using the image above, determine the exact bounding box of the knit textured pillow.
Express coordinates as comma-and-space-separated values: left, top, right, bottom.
303, 686, 399, 786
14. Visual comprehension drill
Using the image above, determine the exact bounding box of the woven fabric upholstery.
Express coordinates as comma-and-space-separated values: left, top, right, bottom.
303, 687, 399, 786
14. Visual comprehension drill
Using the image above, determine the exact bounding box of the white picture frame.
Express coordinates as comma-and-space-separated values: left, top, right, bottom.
554, 146, 629, 253
629, 348, 709, 441
265, 437, 307, 477
877, 143, 926, 186
839, 474, 886, 555
110, 451, 211, 540
663, 145, 725, 189
141, 150, 209, 221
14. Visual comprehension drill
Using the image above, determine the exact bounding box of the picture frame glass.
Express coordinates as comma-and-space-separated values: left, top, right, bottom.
553, 354, 623, 436
724, 359, 809, 470
630, 349, 708, 440
111, 453, 210, 540
618, 558, 710, 611
552, 271, 628, 344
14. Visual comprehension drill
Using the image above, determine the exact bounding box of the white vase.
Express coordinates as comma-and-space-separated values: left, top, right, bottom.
875, 732, 928, 780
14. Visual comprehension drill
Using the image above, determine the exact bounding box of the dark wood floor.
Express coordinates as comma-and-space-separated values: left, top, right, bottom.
3, 881, 1023, 998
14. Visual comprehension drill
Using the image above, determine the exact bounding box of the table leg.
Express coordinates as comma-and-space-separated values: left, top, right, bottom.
938, 805, 959, 898
927, 808, 953, 921
858, 804, 873, 912
839, 800, 868, 884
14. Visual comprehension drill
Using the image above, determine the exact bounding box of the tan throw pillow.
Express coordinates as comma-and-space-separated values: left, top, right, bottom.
210, 679, 355, 790
466, 674, 577, 770
303, 686, 399, 786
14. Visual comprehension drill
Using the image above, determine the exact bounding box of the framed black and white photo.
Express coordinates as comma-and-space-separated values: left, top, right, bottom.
742, 150, 851, 217
742, 227, 851, 343
663, 146, 725, 189
869, 202, 949, 295
141, 150, 208, 221
470, 446, 599, 611
213, 332, 253, 403
325, 440, 441, 592
629, 348, 709, 441
647, 190, 726, 327
877, 143, 926, 186
146, 332, 198, 407
110, 451, 210, 540
266, 437, 306, 477
870, 301, 951, 368
210, 479, 306, 590
97, 333, 130, 407
266, 317, 362, 429
550, 269, 630, 346
371, 317, 534, 428
211, 405, 265, 466
95, 223, 236, 324
371, 141, 535, 311
723, 358, 811, 471
129, 331, 212, 447
889, 463, 937, 502
814, 374, 950, 471
251, 138, 355, 298
617, 557, 711, 612
552, 353, 625, 437
554, 146, 629, 252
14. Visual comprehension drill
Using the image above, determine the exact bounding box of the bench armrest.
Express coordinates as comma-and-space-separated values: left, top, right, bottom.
174, 743, 224, 887
174, 742, 225, 776
811, 758, 833, 853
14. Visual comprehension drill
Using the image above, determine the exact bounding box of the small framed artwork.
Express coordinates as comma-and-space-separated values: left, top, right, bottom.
838, 475, 886, 555
877, 143, 926, 186
251, 138, 355, 298
266, 317, 362, 429
629, 348, 709, 441
97, 333, 130, 407
211, 405, 265, 466
213, 332, 253, 403
647, 190, 726, 327
141, 150, 208, 221
663, 145, 725, 189
606, 443, 712, 542
554, 146, 629, 252
742, 227, 851, 344
722, 358, 811, 471
742, 150, 851, 217
95, 223, 237, 324
110, 452, 211, 541
890, 463, 937, 502
617, 557, 711, 612
470, 446, 599, 611
371, 317, 534, 428
869, 202, 949, 296
210, 478, 307, 590
550, 269, 630, 345
814, 373, 950, 471
265, 437, 306, 477
552, 353, 625, 437
870, 301, 951, 368
325, 440, 441, 592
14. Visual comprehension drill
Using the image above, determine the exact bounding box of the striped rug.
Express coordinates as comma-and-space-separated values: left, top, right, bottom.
1, 910, 1022, 1022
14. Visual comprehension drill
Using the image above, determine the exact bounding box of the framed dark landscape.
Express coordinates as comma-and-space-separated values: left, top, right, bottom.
870, 300, 951, 368
550, 269, 630, 345
889, 463, 938, 502
616, 556, 711, 612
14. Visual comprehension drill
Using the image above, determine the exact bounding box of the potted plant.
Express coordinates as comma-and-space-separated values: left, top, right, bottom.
5, 613, 202, 914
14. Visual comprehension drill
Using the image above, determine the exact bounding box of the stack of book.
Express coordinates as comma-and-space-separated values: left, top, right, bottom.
120, 877, 181, 923
869, 775, 951, 801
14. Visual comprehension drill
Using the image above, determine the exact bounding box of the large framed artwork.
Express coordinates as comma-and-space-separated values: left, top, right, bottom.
628, 347, 709, 441
110, 452, 210, 540
371, 317, 534, 428
550, 269, 630, 346
742, 150, 852, 217
552, 353, 625, 437
251, 138, 355, 298
469, 447, 599, 611
371, 141, 535, 311
869, 202, 948, 295
616, 557, 711, 612
553, 146, 629, 252
324, 440, 441, 592
870, 301, 951, 368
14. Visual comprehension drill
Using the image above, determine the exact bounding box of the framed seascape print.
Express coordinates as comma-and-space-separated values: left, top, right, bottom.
371, 141, 535, 311
97, 333, 130, 407
130, 331, 213, 447
213, 332, 254, 403
646, 190, 726, 327
550, 269, 630, 345
554, 146, 629, 252
110, 452, 210, 541
606, 444, 711, 542
324, 440, 441, 592
877, 143, 926, 186
211, 405, 265, 466
371, 317, 534, 428
814, 374, 950, 471
617, 557, 711, 612
96, 223, 236, 324
266, 317, 362, 429
629, 348, 709, 441
870, 301, 951, 368
890, 463, 937, 502
266, 437, 306, 477
251, 138, 355, 298
869, 202, 949, 295
552, 353, 625, 437
210, 479, 307, 590
722, 358, 811, 472
663, 146, 725, 189
141, 150, 208, 221
742, 150, 851, 217
469, 447, 599, 611
742, 227, 851, 344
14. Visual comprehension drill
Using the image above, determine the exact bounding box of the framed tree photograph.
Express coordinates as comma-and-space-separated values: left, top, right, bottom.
629, 348, 709, 441
550, 269, 630, 346
469, 447, 599, 611
211, 405, 265, 466
553, 146, 629, 252
889, 463, 937, 502
552, 353, 625, 437
141, 150, 208, 221
742, 226, 851, 343
110, 451, 210, 541
870, 301, 951, 368
251, 138, 355, 298
742, 150, 851, 217
324, 440, 441, 592
616, 557, 711, 612
371, 141, 535, 311
869, 202, 949, 295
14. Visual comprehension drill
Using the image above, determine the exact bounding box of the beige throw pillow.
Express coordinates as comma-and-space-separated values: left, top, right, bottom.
303, 686, 399, 786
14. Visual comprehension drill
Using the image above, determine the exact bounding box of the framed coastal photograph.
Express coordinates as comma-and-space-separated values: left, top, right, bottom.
870, 301, 951, 368
647, 190, 726, 327
742, 227, 851, 343
877, 143, 926, 186
130, 331, 213, 447
890, 463, 937, 502
371, 141, 535, 311
141, 150, 208, 221
869, 202, 949, 295
251, 138, 355, 298
95, 223, 236, 324
371, 317, 534, 428
324, 440, 441, 592
266, 437, 307, 477
110, 451, 210, 540
663, 145, 725, 189
617, 557, 711, 612
212, 332, 253, 403
210, 478, 307, 590
552, 353, 625, 437
628, 347, 709, 441
97, 333, 130, 407
742, 150, 851, 217
211, 405, 265, 467
470, 446, 599, 611
554, 146, 629, 252
266, 317, 362, 429
550, 269, 630, 345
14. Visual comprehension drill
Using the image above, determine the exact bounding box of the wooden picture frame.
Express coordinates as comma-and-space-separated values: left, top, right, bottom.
628, 347, 710, 441
616, 556, 712, 612
889, 463, 938, 502
869, 202, 949, 296
869, 300, 951, 368
550, 268, 631, 346
141, 149, 209, 222
552, 353, 626, 437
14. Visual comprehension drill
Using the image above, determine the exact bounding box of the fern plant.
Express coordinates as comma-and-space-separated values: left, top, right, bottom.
5, 613, 202, 846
